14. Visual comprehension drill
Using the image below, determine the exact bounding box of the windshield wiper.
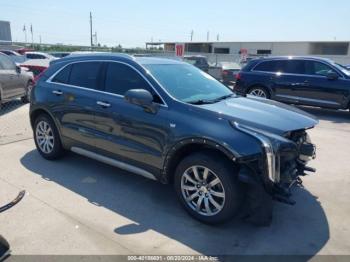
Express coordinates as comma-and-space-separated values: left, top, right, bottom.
187, 99, 215, 105
210, 94, 235, 103
187, 94, 235, 105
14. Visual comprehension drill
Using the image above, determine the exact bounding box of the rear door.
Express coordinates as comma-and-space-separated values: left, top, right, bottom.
267, 60, 310, 104
47, 61, 104, 149
93, 62, 170, 172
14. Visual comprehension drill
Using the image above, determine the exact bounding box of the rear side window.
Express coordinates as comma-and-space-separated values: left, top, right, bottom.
52, 65, 71, 84
253, 61, 277, 72
275, 60, 306, 74
69, 62, 103, 90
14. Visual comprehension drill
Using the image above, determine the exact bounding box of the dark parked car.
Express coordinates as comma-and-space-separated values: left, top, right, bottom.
183, 55, 209, 72
218, 62, 241, 85
234, 56, 350, 110
30, 54, 318, 225
0, 53, 34, 108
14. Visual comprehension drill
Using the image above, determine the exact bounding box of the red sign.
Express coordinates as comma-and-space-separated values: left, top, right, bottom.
175, 43, 185, 57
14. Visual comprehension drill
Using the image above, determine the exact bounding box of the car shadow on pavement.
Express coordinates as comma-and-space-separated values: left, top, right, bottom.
21, 150, 329, 257
298, 106, 350, 124
0, 100, 25, 117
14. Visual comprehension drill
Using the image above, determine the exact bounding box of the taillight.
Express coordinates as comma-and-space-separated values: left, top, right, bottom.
34, 69, 47, 82
235, 73, 241, 80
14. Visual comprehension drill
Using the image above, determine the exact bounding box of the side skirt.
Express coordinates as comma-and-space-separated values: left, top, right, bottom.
71, 147, 157, 181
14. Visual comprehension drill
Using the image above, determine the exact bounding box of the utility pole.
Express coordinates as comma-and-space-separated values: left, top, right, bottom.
216, 34, 220, 41
23, 25, 27, 43
30, 24, 34, 47
207, 31, 210, 42
190, 30, 194, 42
39, 35, 42, 45
90, 12, 93, 49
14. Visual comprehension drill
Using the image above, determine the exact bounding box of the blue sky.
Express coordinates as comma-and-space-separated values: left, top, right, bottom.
1, 0, 350, 47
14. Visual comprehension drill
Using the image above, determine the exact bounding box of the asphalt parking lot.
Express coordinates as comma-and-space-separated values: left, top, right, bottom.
0, 102, 350, 256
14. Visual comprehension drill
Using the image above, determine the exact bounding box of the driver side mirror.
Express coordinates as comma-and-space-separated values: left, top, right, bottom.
326, 71, 338, 80
124, 89, 158, 114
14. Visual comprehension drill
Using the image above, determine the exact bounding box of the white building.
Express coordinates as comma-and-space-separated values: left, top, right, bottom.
146, 41, 350, 65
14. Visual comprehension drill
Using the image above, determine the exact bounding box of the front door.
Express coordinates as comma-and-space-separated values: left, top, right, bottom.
93, 62, 170, 172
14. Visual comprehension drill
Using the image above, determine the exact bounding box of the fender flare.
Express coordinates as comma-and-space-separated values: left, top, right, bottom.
30, 107, 64, 139
161, 137, 241, 183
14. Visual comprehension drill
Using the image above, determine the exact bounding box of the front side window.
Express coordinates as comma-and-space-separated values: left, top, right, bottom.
305, 61, 337, 77
145, 63, 233, 103
104, 62, 152, 96
69, 62, 103, 89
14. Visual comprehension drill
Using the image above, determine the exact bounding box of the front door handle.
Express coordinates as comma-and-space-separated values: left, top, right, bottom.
97, 101, 111, 108
52, 90, 63, 96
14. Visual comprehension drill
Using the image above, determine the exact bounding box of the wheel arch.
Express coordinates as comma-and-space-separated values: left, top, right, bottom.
161, 138, 240, 184
30, 108, 62, 139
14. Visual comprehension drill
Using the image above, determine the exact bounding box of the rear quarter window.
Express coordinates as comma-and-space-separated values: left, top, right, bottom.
52, 65, 72, 84
253, 61, 277, 72
68, 62, 103, 90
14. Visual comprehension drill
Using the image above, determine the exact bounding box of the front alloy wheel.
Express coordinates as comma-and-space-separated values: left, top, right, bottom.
174, 152, 242, 224
181, 166, 225, 216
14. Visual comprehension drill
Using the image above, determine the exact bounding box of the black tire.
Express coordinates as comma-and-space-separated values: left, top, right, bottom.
21, 81, 33, 103
174, 152, 243, 224
247, 86, 270, 99
33, 114, 65, 160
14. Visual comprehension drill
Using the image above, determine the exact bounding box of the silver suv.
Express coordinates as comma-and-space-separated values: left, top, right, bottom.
0, 53, 34, 108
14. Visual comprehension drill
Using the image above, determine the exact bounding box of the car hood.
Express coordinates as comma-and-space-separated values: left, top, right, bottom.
200, 96, 319, 135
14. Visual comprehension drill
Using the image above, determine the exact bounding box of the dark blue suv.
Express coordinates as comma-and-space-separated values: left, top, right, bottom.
235, 56, 350, 110
30, 54, 318, 225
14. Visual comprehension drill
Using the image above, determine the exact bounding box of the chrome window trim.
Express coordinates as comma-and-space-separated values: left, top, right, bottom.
46, 60, 168, 107
252, 58, 346, 79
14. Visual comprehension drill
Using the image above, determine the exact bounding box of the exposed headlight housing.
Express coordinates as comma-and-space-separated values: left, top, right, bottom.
233, 122, 280, 183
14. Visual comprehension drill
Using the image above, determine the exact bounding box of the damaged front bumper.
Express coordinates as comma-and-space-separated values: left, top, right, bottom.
234, 123, 317, 226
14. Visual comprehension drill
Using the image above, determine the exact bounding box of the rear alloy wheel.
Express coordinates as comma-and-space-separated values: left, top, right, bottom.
174, 152, 243, 224
34, 114, 65, 160
21, 81, 33, 103
248, 87, 269, 98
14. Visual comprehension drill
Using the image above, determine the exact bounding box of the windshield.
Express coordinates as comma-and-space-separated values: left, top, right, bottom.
333, 62, 350, 76
145, 63, 234, 103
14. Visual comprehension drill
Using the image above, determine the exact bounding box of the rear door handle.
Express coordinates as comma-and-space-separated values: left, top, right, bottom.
52, 90, 63, 95
97, 101, 111, 108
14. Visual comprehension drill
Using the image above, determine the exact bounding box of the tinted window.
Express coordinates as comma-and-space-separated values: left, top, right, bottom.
305, 61, 337, 76
52, 65, 72, 84
105, 63, 152, 95
69, 62, 103, 89
0, 54, 15, 70
275, 60, 306, 74
26, 54, 45, 59
254, 61, 277, 72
